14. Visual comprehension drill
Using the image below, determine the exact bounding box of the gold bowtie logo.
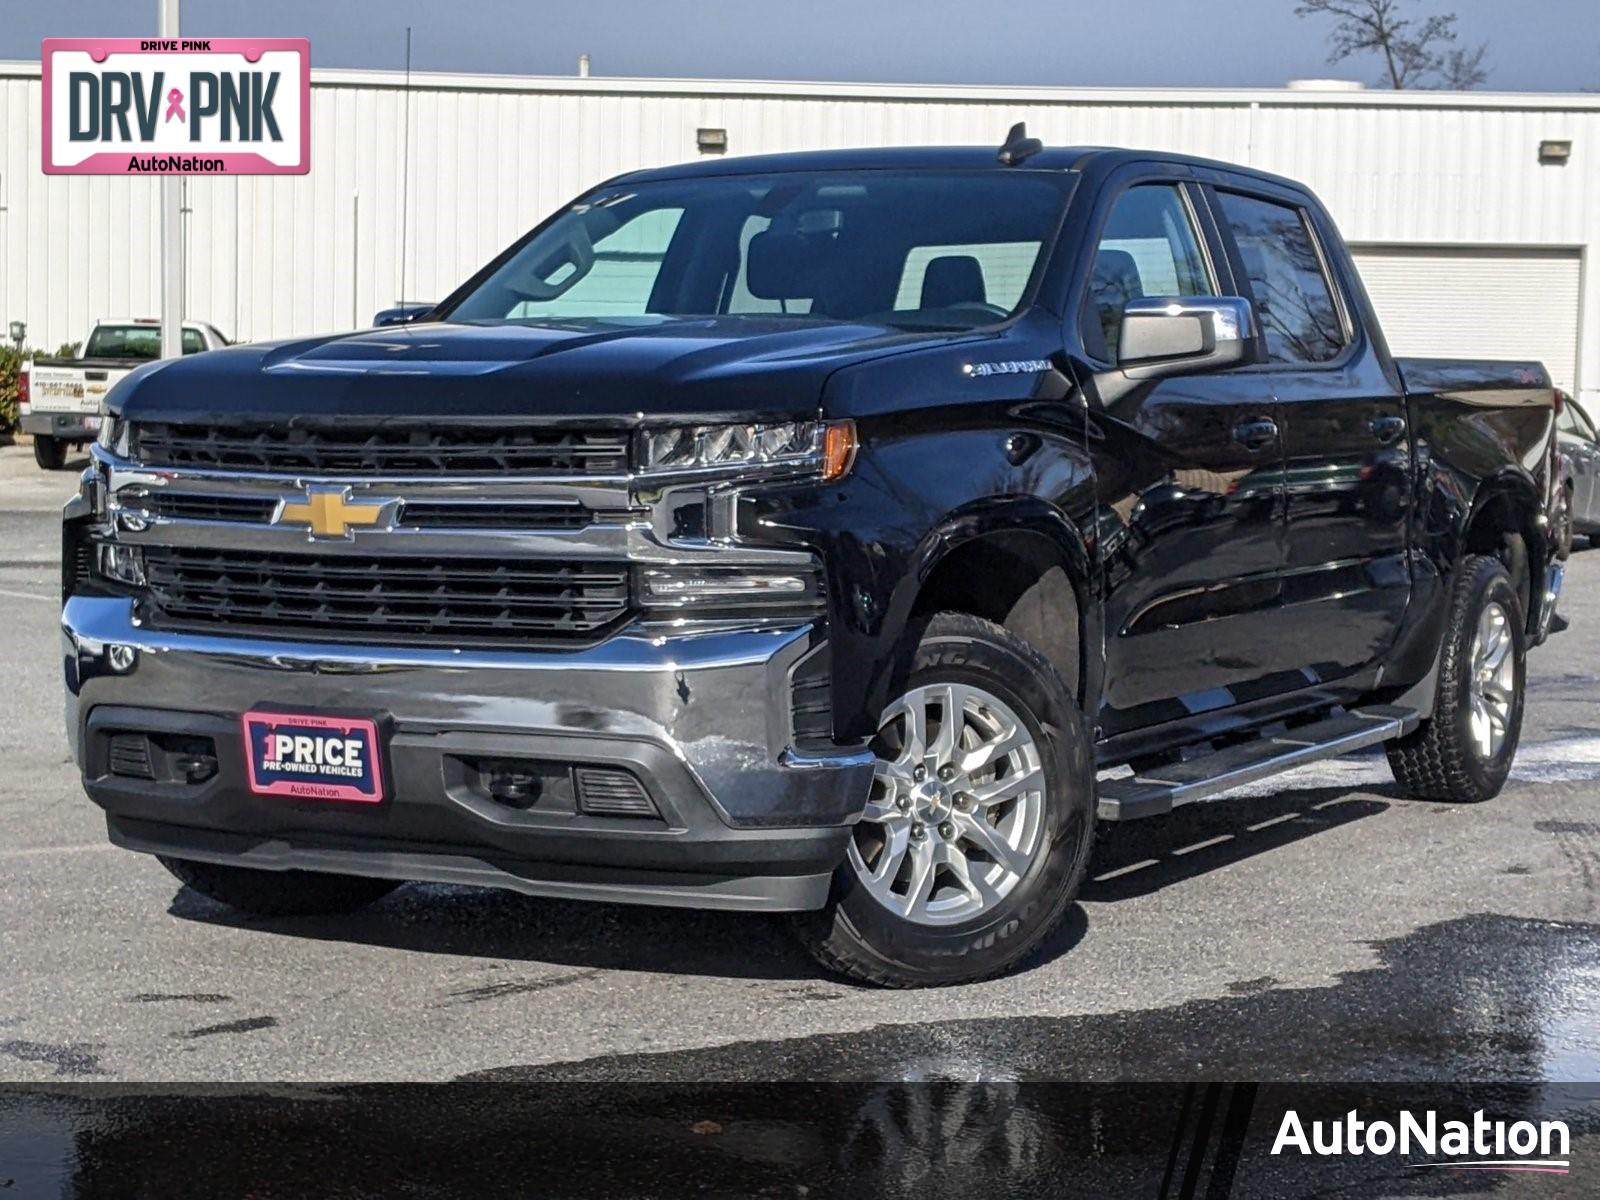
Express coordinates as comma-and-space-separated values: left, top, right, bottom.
276, 487, 393, 539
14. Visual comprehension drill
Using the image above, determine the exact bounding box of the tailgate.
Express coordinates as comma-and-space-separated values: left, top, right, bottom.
28, 361, 132, 414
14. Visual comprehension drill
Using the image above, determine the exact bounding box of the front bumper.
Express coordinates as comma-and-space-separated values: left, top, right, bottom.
23, 412, 100, 440
63, 596, 875, 911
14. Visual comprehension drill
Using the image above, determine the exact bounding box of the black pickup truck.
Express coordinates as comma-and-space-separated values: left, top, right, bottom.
63, 131, 1563, 987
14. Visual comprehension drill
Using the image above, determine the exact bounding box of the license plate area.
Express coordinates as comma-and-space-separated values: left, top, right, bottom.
241, 710, 386, 803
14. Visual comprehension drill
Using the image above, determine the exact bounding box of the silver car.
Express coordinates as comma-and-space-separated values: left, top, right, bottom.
1557, 393, 1600, 555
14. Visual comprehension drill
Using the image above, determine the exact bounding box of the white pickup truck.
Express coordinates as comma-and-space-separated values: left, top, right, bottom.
21, 319, 229, 469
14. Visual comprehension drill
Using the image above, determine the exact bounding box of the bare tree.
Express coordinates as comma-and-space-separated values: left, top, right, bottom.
1295, 0, 1490, 89
1441, 44, 1489, 90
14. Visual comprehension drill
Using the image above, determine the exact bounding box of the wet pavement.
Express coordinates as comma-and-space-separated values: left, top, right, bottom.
460, 913, 1600, 1082
2, 1081, 1597, 1198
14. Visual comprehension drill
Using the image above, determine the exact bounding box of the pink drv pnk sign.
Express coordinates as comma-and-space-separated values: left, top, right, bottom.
42, 38, 310, 175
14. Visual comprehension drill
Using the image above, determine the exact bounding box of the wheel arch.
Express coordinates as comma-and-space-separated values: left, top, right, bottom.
905, 498, 1098, 705
1460, 470, 1546, 629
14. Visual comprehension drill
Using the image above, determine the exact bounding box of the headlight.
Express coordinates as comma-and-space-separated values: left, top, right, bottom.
97, 414, 130, 457
637, 420, 856, 481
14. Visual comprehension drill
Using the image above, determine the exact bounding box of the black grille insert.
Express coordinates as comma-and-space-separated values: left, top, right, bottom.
788, 642, 835, 751
132, 423, 630, 476
574, 767, 658, 818
108, 733, 155, 780
141, 547, 632, 644
399, 501, 593, 530
135, 493, 279, 523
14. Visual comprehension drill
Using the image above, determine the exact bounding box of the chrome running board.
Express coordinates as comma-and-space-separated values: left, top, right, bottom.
1096, 705, 1421, 821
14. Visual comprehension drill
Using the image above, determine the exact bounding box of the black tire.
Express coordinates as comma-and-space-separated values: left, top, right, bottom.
1387, 555, 1526, 803
33, 436, 68, 471
159, 856, 401, 917
795, 611, 1095, 987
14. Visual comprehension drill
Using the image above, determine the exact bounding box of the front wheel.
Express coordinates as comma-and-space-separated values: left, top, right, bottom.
1387, 555, 1526, 803
795, 612, 1095, 987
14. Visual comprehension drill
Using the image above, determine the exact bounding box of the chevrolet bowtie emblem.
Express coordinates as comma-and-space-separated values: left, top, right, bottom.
275, 486, 395, 539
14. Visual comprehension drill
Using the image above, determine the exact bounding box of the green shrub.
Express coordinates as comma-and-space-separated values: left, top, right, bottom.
0, 345, 21, 435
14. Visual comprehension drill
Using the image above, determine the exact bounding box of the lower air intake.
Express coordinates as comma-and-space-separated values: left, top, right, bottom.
574, 767, 658, 818
107, 733, 155, 780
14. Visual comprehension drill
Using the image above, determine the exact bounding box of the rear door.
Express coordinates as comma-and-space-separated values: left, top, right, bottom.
1210, 184, 1412, 685
1083, 172, 1292, 738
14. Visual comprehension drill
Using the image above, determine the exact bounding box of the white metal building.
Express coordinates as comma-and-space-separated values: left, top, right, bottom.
2, 62, 1597, 404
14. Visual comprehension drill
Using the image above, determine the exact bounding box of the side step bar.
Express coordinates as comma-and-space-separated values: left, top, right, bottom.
1096, 704, 1421, 821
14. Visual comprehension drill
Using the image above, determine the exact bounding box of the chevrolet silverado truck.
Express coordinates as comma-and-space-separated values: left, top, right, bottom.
23, 319, 229, 470
62, 132, 1564, 987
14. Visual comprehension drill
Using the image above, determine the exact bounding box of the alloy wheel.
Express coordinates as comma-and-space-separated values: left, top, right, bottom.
848, 682, 1045, 925
1468, 600, 1516, 759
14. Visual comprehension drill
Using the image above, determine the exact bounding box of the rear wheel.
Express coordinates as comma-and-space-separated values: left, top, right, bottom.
159, 857, 401, 917
1387, 555, 1525, 803
33, 436, 68, 471
795, 612, 1095, 987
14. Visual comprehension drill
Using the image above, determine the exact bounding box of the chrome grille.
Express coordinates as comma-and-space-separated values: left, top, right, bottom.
131, 422, 630, 476
141, 547, 632, 644
127, 491, 594, 531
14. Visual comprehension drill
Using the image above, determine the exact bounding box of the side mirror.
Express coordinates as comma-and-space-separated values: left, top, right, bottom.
1118, 296, 1256, 379
372, 304, 436, 327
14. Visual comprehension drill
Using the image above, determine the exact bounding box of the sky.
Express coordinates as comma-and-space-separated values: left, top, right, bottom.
3, 0, 1597, 93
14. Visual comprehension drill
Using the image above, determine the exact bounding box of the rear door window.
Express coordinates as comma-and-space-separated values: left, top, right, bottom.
1217, 191, 1346, 365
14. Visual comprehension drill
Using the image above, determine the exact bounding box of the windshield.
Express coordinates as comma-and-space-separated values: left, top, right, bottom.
84, 325, 207, 358
441, 170, 1072, 330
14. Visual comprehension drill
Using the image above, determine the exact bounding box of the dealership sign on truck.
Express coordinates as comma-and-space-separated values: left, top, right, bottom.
41, 38, 309, 175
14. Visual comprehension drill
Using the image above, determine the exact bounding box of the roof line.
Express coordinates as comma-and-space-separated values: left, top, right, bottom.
6, 59, 1600, 111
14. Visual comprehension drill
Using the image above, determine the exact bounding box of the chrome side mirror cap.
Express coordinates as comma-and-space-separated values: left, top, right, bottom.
1118, 296, 1258, 379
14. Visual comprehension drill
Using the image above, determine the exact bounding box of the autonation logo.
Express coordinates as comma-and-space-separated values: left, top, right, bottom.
1273, 1108, 1571, 1175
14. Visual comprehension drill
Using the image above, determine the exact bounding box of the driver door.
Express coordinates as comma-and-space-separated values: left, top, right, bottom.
1082, 179, 1295, 738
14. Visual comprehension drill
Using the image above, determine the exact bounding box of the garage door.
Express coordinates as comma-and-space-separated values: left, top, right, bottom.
1350, 246, 1581, 394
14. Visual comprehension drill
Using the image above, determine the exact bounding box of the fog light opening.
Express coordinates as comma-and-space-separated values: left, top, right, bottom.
107, 643, 137, 673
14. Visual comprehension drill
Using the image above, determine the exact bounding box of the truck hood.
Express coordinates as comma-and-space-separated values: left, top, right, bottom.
110, 317, 980, 426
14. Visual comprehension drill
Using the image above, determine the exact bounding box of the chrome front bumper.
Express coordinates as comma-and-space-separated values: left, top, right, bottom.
63, 597, 875, 911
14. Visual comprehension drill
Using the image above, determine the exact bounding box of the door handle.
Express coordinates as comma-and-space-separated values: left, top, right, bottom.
1369, 415, 1407, 444
1231, 418, 1279, 451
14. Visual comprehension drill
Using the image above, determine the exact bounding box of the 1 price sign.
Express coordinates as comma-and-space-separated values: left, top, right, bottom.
42, 38, 310, 175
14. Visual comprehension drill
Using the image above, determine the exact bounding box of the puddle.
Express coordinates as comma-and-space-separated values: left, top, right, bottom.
459, 914, 1600, 1083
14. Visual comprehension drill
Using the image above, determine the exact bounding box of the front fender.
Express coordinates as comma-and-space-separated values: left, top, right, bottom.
747, 410, 1099, 741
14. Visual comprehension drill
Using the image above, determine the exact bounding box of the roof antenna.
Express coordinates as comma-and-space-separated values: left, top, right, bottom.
997, 121, 1043, 166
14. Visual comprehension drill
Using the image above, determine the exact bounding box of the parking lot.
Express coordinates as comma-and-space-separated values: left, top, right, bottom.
2, 441, 1598, 1084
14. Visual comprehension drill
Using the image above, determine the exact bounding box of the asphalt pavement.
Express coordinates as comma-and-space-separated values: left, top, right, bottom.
2, 442, 1598, 1083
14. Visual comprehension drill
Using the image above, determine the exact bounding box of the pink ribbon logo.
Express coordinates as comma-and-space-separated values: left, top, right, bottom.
164, 87, 185, 123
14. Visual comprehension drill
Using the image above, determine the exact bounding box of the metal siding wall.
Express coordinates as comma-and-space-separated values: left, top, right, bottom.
1, 66, 1597, 400
1353, 246, 1582, 391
